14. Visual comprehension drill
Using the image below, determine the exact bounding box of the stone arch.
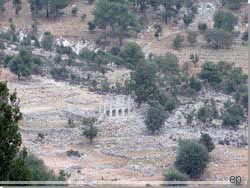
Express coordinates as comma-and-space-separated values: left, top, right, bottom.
112, 109, 116, 116
118, 109, 122, 115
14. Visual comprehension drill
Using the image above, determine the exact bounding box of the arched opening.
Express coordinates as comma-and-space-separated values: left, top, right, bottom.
124, 108, 128, 116
118, 109, 122, 115
112, 110, 116, 116
106, 110, 110, 117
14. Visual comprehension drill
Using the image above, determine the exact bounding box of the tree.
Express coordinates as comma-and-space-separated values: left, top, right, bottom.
6, 48, 42, 78
222, 101, 244, 129
119, 42, 144, 68
197, 105, 211, 123
29, 0, 43, 18
199, 133, 215, 152
158, 0, 183, 24
213, 10, 238, 33
204, 29, 233, 49
71, 5, 78, 16
242, 30, 248, 44
40, 0, 68, 18
183, 14, 193, 27
8, 148, 32, 181
189, 77, 202, 92
82, 118, 98, 144
0, 82, 22, 180
93, 0, 138, 46
131, 61, 158, 105
173, 34, 184, 49
186, 30, 198, 46
175, 140, 209, 178
41, 31, 53, 50
221, 0, 242, 10
198, 22, 207, 33
88, 21, 96, 32
13, 0, 22, 15
155, 52, 181, 92
0, 0, 6, 13
145, 101, 166, 134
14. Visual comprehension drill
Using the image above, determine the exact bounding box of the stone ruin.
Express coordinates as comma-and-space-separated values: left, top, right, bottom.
98, 95, 135, 119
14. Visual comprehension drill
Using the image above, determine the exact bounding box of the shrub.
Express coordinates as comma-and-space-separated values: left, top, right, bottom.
79, 49, 96, 63
173, 34, 184, 49
222, 101, 244, 129
71, 6, 78, 16
199, 133, 215, 152
56, 45, 74, 56
88, 21, 96, 31
100, 79, 110, 92
197, 105, 211, 123
183, 14, 193, 27
213, 10, 238, 33
204, 29, 233, 49
145, 101, 166, 134
119, 42, 145, 68
50, 67, 70, 81
199, 61, 222, 87
164, 170, 189, 181
198, 22, 207, 33
81, 13, 87, 21
175, 140, 209, 178
189, 77, 202, 92
41, 31, 53, 50
187, 31, 198, 46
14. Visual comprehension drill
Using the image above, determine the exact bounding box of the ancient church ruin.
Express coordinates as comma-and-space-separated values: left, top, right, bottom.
99, 95, 135, 119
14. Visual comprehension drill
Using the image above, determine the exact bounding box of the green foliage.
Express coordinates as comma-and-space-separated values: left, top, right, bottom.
204, 29, 233, 49
88, 21, 96, 31
198, 22, 207, 33
213, 10, 238, 33
119, 42, 145, 68
199, 61, 222, 87
25, 154, 66, 181
199, 133, 215, 152
222, 101, 244, 129
82, 120, 98, 144
131, 61, 158, 105
0, 82, 22, 180
164, 170, 189, 181
41, 31, 54, 50
242, 30, 248, 44
0, 0, 6, 12
175, 140, 209, 178
50, 67, 70, 81
71, 6, 78, 16
43, 0, 68, 18
200, 61, 247, 94
8, 149, 32, 181
197, 105, 211, 123
5, 48, 42, 78
100, 79, 110, 92
79, 48, 96, 63
56, 45, 74, 56
93, 0, 139, 46
173, 34, 184, 49
183, 14, 193, 27
13, 0, 22, 15
221, 0, 242, 10
145, 101, 166, 134
189, 77, 202, 92
187, 30, 198, 46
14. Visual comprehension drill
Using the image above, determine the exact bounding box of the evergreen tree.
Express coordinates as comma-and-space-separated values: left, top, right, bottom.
0, 82, 22, 180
